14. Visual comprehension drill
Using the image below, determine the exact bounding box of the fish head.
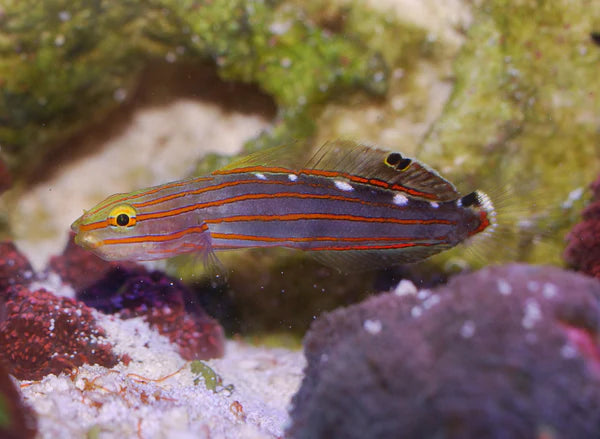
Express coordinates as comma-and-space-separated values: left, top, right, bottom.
71, 190, 207, 261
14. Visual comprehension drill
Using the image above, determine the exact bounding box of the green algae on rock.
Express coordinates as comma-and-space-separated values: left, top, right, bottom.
417, 0, 600, 266
0, 0, 387, 179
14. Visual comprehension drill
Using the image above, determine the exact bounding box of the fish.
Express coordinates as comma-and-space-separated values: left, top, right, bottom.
70, 140, 495, 270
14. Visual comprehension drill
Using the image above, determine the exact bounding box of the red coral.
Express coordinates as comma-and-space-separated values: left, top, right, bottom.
131, 306, 224, 360
0, 286, 122, 380
0, 241, 34, 290
564, 175, 600, 279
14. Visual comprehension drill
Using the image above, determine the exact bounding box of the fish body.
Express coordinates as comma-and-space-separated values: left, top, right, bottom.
71, 141, 495, 269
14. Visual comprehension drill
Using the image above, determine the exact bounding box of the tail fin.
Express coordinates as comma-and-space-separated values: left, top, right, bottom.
460, 190, 498, 237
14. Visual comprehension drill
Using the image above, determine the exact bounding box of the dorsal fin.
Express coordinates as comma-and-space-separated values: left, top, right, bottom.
305, 140, 459, 201
216, 140, 459, 202
217, 141, 310, 172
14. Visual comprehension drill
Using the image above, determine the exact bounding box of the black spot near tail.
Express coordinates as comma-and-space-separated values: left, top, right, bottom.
461, 191, 481, 208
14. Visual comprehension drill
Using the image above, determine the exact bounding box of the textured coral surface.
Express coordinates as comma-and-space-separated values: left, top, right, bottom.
565, 175, 600, 279
0, 286, 121, 381
289, 264, 600, 439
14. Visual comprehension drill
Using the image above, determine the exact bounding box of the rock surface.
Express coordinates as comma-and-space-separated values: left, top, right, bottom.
289, 264, 600, 439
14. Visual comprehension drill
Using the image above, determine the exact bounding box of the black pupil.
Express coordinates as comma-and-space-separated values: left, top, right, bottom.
116, 213, 130, 226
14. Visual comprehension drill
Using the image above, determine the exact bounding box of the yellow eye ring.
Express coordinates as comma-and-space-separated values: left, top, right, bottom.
108, 204, 137, 228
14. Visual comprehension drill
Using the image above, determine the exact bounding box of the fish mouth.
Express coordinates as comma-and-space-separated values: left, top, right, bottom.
71, 219, 101, 249
70, 218, 81, 234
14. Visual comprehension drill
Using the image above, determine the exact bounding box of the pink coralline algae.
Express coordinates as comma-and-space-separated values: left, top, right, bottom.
0, 286, 123, 381
565, 175, 600, 279
52, 235, 224, 360
289, 264, 600, 439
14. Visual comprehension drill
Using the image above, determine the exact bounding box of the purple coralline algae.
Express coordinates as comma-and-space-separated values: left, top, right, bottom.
52, 235, 224, 360
77, 267, 225, 361
565, 175, 600, 279
0, 286, 123, 381
0, 363, 37, 439
288, 264, 600, 439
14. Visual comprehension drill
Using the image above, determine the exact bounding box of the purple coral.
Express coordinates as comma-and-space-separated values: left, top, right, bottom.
565, 175, 600, 279
0, 286, 123, 381
288, 264, 600, 439
77, 267, 225, 360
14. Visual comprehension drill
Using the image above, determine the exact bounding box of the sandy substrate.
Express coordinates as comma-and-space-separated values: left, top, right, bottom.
19, 313, 305, 439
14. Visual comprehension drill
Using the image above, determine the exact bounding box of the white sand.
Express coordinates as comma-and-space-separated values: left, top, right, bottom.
20, 312, 305, 439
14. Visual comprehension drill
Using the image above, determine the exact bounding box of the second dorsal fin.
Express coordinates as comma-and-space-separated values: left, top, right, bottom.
304, 140, 459, 201
216, 140, 459, 202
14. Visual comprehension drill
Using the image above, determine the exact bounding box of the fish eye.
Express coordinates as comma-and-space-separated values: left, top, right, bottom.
116, 213, 130, 226
108, 204, 137, 228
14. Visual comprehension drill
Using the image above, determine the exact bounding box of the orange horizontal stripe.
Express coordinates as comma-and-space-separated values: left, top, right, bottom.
309, 243, 434, 251
132, 178, 298, 208
79, 219, 109, 232
205, 213, 453, 225
213, 165, 437, 199
135, 192, 364, 222
210, 232, 443, 243
87, 176, 213, 216
101, 224, 208, 246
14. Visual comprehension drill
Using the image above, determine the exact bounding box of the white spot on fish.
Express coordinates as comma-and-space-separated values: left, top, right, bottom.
254, 173, 267, 180
497, 279, 512, 295
363, 319, 382, 335
393, 279, 417, 296
334, 180, 354, 192
430, 201, 439, 208
460, 320, 476, 338
288, 174, 298, 182
456, 198, 463, 207
393, 193, 409, 206
542, 282, 558, 299
522, 298, 542, 329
